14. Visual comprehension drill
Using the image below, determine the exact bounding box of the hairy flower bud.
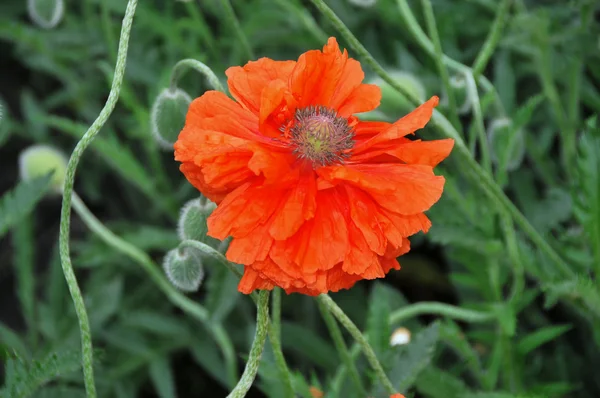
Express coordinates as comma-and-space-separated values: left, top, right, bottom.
177, 197, 218, 246
150, 88, 192, 149
27, 0, 64, 29
163, 247, 204, 292
19, 145, 68, 194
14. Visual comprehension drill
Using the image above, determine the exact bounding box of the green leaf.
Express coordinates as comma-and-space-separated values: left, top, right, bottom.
281, 322, 338, 369
0, 173, 52, 239
382, 321, 440, 394
366, 283, 393, 365
1, 350, 84, 398
463, 393, 546, 398
572, 116, 600, 266
416, 367, 470, 398
120, 311, 190, 338
491, 304, 517, 337
517, 324, 572, 355
0, 322, 29, 359
149, 357, 177, 398
543, 275, 600, 318
205, 264, 241, 322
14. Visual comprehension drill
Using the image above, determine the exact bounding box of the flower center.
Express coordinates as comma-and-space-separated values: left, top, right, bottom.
288, 106, 354, 166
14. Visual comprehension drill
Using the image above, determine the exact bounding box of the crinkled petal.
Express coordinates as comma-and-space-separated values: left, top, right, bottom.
226, 58, 296, 114
318, 163, 445, 215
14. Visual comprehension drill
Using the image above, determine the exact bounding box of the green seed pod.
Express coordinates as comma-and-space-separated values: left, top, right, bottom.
27, 0, 64, 29
19, 145, 68, 194
177, 197, 218, 245
163, 247, 204, 292
150, 87, 192, 150
488, 117, 525, 172
365, 71, 426, 118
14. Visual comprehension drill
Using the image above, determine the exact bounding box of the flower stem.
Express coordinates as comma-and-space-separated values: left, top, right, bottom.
317, 294, 396, 395
317, 297, 366, 396
227, 291, 270, 398
219, 0, 254, 60
465, 72, 493, 174
419, 0, 461, 131
58, 1, 138, 395
471, 0, 512, 80
269, 289, 295, 398
169, 58, 224, 92
389, 302, 494, 325
70, 193, 239, 387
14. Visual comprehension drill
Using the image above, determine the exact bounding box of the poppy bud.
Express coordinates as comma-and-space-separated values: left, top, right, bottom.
487, 117, 525, 171
19, 145, 68, 194
444, 74, 472, 115
366, 71, 426, 118
177, 197, 218, 245
27, 0, 64, 29
390, 327, 411, 346
150, 88, 192, 149
163, 247, 204, 292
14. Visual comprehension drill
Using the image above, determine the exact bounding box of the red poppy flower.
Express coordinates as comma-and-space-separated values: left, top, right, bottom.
175, 38, 453, 296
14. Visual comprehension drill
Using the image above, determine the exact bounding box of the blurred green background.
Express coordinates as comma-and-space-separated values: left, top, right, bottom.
1, 0, 600, 397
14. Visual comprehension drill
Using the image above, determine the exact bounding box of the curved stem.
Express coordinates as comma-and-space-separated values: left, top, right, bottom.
472, 0, 512, 79
58, 1, 138, 395
70, 193, 239, 387
390, 302, 495, 325
317, 297, 366, 396
227, 291, 270, 398
169, 58, 224, 92
318, 294, 396, 395
219, 0, 254, 60
465, 72, 493, 174
269, 289, 295, 398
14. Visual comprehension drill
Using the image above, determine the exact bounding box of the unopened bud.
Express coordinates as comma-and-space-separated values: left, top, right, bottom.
163, 247, 204, 292
19, 145, 68, 194
390, 327, 411, 346
177, 197, 218, 246
150, 88, 192, 149
27, 0, 64, 29
366, 71, 426, 118
446, 74, 471, 115
487, 117, 525, 171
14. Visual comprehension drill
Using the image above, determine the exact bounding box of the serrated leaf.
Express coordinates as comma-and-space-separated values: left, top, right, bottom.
572, 118, 600, 266
543, 275, 600, 318
416, 367, 470, 398
464, 393, 546, 398
517, 324, 572, 355
512, 94, 544, 131
366, 283, 393, 365
378, 321, 440, 395
149, 357, 177, 398
2, 350, 84, 398
427, 225, 503, 255
0, 173, 52, 239
120, 311, 190, 338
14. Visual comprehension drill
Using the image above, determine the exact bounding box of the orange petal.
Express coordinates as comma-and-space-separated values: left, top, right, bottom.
344, 185, 386, 254
269, 173, 318, 240
391, 138, 454, 167
318, 163, 445, 215
238, 267, 274, 294
290, 37, 379, 114
226, 222, 274, 265
226, 58, 296, 114
353, 96, 439, 153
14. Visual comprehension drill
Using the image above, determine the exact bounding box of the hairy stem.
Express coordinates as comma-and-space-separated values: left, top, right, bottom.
227, 291, 270, 398
58, 1, 138, 395
269, 289, 295, 398
318, 294, 396, 395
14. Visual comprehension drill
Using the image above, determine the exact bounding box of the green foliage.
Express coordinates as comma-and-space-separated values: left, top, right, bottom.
1, 0, 599, 397
0, 173, 52, 238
